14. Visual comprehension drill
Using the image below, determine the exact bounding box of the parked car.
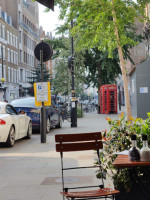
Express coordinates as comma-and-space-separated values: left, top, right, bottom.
11, 97, 62, 132
0, 102, 32, 147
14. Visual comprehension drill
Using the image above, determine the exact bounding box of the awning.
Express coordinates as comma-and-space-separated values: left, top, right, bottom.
35, 0, 54, 11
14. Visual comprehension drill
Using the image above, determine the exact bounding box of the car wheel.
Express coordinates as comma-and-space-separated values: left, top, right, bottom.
56, 115, 62, 128
6, 125, 15, 147
26, 121, 32, 139
46, 117, 50, 133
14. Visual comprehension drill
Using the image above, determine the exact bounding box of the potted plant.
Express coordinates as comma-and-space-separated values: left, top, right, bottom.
96, 113, 150, 200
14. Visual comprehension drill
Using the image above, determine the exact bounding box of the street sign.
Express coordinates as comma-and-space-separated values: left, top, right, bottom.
34, 41, 53, 62
36, 82, 48, 102
34, 82, 51, 106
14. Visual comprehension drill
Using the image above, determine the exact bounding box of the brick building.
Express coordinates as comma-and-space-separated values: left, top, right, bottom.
0, 8, 19, 102
0, 0, 40, 101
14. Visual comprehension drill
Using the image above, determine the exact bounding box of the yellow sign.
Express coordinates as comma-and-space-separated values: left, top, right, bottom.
34, 82, 51, 106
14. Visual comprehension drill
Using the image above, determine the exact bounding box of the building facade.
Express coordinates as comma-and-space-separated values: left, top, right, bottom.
39, 26, 53, 79
0, 0, 40, 101
0, 8, 19, 102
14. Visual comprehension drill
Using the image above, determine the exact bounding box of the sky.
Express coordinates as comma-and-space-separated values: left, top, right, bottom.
38, 4, 63, 36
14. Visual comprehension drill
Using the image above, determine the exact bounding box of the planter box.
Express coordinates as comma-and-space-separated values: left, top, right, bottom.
116, 182, 150, 200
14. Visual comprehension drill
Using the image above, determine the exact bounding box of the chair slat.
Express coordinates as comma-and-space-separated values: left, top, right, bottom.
56, 141, 103, 152
61, 188, 120, 198
55, 132, 102, 142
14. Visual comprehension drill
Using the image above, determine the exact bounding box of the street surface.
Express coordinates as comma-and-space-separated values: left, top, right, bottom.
0, 108, 124, 200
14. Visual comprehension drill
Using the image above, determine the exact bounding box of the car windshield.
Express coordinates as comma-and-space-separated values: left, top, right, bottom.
11, 98, 36, 108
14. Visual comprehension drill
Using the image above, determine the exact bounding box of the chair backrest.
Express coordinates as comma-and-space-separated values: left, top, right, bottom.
55, 132, 103, 152
55, 132, 104, 194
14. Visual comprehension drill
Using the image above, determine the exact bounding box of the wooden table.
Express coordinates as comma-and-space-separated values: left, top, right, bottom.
113, 154, 150, 168
113, 154, 150, 200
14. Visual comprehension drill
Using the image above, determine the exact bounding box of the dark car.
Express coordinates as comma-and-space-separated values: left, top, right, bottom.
11, 97, 62, 132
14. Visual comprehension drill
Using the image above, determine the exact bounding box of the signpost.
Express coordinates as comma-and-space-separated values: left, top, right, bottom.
34, 41, 53, 143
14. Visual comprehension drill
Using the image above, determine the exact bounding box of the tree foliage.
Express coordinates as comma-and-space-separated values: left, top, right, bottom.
28, 64, 52, 96
54, 0, 148, 55
46, 37, 86, 98
51, 0, 149, 120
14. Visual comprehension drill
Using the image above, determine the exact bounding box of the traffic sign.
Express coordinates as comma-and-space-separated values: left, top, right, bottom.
34, 41, 53, 62
34, 82, 51, 106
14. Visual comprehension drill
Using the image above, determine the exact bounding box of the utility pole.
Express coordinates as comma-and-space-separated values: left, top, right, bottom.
40, 49, 46, 143
70, 19, 77, 127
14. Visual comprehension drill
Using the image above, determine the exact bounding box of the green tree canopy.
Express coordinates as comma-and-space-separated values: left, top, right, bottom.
28, 63, 52, 96
52, 0, 149, 120
46, 37, 86, 98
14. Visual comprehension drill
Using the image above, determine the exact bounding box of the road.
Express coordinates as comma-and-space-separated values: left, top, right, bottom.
0, 109, 124, 200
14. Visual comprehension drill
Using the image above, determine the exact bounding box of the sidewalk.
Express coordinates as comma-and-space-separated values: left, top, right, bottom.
0, 108, 125, 200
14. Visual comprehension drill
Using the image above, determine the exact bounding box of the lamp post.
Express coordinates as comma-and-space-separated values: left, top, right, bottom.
70, 19, 77, 127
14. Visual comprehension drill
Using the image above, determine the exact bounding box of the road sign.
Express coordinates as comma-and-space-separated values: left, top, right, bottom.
34, 82, 51, 106
34, 41, 53, 62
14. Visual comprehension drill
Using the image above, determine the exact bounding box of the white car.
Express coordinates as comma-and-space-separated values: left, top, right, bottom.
0, 102, 32, 147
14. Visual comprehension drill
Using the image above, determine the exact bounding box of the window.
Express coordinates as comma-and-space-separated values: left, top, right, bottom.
14, 69, 16, 83
6, 105, 17, 115
20, 68, 23, 81
16, 52, 18, 65
11, 50, 13, 63
19, 11, 21, 22
16, 36, 18, 48
7, 31, 9, 44
14, 52, 16, 64
26, 52, 27, 63
27, 53, 29, 64
19, 31, 21, 43
19, 50, 22, 62
2, 25, 5, 39
17, 69, 19, 83
8, 67, 10, 82
32, 56, 34, 67
24, 52, 25, 63
0, 64, 5, 80
11, 68, 13, 82
10, 33, 12, 45
13, 35, 15, 47
3, 46, 5, 60
7, 48, 10, 62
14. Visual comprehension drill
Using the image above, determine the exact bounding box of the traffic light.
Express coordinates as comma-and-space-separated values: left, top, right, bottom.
36, 0, 54, 11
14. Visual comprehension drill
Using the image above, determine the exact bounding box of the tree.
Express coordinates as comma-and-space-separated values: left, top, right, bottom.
46, 37, 86, 99
53, 0, 149, 120
28, 63, 52, 96
52, 59, 71, 97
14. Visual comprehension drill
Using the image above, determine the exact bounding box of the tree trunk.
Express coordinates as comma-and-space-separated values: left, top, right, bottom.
97, 62, 102, 114
112, 1, 131, 121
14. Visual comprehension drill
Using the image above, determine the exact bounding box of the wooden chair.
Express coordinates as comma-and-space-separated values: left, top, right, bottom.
55, 132, 120, 200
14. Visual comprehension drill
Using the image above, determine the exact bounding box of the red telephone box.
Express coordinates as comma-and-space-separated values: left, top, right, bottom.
100, 84, 117, 114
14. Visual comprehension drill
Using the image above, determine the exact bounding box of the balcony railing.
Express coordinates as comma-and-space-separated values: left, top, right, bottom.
19, 21, 39, 40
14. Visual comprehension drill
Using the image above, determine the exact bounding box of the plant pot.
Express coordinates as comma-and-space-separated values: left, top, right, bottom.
116, 181, 150, 200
